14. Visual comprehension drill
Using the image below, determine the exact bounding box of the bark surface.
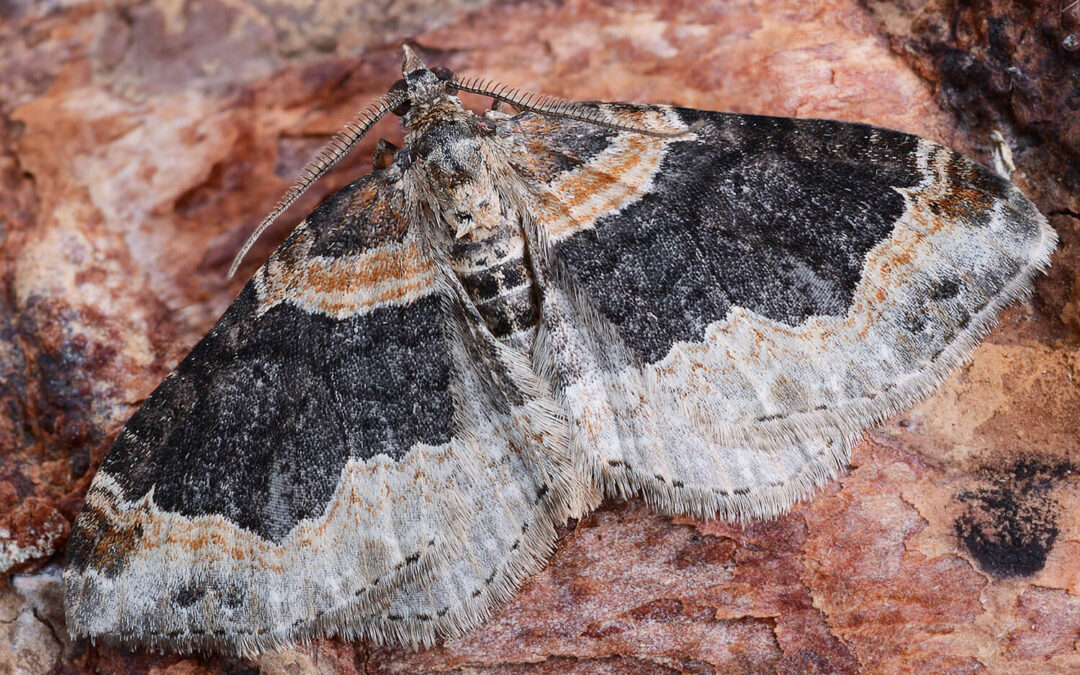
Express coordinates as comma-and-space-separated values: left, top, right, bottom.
1, 0, 1077, 672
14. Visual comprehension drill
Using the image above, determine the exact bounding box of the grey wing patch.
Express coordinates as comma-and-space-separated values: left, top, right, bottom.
513, 106, 1056, 519
62, 173, 464, 655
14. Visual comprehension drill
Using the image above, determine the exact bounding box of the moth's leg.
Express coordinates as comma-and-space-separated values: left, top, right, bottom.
489, 99, 523, 114
990, 130, 1015, 179
373, 138, 399, 171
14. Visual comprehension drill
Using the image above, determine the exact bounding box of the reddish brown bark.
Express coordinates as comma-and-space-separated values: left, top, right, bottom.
1, 0, 1077, 672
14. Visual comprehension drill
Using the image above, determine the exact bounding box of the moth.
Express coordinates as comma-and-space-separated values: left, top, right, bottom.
64, 46, 1056, 655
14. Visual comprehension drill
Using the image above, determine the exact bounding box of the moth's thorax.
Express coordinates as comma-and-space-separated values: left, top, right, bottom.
414, 120, 538, 350
402, 98, 469, 136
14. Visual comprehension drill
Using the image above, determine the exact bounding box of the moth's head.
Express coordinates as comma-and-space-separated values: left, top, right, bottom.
388, 46, 462, 129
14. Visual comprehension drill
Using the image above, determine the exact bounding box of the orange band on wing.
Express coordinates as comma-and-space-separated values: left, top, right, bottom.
255, 229, 439, 319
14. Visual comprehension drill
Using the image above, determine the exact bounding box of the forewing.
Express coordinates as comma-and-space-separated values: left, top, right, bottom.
504, 105, 1056, 519
63, 167, 581, 655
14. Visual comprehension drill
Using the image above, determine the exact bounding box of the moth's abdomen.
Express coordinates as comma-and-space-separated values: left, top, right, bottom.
449, 227, 538, 348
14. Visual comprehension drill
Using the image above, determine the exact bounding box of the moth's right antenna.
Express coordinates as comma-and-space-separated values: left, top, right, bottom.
451, 76, 698, 139
227, 90, 404, 279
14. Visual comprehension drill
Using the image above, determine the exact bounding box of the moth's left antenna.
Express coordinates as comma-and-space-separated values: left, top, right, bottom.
227, 91, 404, 279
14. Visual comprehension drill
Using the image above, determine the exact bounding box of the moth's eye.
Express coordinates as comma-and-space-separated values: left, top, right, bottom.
431, 67, 457, 94
388, 78, 411, 116
431, 66, 455, 82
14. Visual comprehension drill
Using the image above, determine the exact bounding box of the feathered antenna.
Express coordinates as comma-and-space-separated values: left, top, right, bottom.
451, 76, 697, 139
227, 90, 404, 279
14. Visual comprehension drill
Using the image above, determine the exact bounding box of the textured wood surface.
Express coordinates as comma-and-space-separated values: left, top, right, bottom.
1, 0, 1077, 672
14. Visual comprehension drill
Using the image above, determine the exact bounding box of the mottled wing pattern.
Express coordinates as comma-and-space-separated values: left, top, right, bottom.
349, 171, 594, 648
347, 254, 587, 648
352, 307, 589, 647
505, 105, 1056, 519
63, 166, 581, 654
